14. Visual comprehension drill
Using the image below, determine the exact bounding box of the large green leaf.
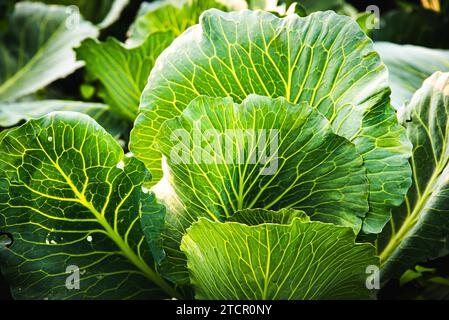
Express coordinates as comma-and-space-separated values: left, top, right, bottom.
76, 31, 175, 120
379, 72, 449, 280
130, 9, 412, 233
0, 112, 179, 299
152, 94, 369, 283
181, 210, 378, 300
375, 42, 449, 109
126, 0, 246, 46
0, 2, 98, 102
158, 95, 369, 227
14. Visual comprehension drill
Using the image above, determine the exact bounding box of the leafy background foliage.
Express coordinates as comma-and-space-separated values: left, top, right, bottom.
2, 0, 449, 300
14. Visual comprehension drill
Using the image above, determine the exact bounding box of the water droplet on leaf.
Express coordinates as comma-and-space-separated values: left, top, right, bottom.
48, 136, 53, 142
116, 160, 125, 170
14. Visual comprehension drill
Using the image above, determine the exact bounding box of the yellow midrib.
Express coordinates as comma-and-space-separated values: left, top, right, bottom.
33, 136, 181, 298
76, 191, 181, 298
262, 226, 272, 300
379, 168, 441, 264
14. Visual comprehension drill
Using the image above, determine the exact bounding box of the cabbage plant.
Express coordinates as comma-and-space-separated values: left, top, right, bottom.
1, 0, 449, 300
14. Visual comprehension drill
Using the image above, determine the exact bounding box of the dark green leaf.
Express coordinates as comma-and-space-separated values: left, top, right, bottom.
0, 112, 179, 299
379, 72, 449, 280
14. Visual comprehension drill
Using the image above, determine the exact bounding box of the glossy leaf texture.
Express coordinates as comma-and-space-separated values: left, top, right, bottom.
0, 2, 98, 102
130, 9, 412, 233
127, 0, 246, 46
379, 72, 449, 280
0, 112, 179, 299
76, 31, 175, 120
181, 209, 378, 299
150, 94, 369, 283
375, 42, 449, 109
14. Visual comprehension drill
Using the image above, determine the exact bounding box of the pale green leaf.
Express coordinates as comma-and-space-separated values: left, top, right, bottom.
154, 94, 369, 283
379, 72, 449, 280
0, 2, 98, 102
0, 112, 179, 299
375, 42, 449, 109
181, 212, 378, 299
130, 9, 412, 233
